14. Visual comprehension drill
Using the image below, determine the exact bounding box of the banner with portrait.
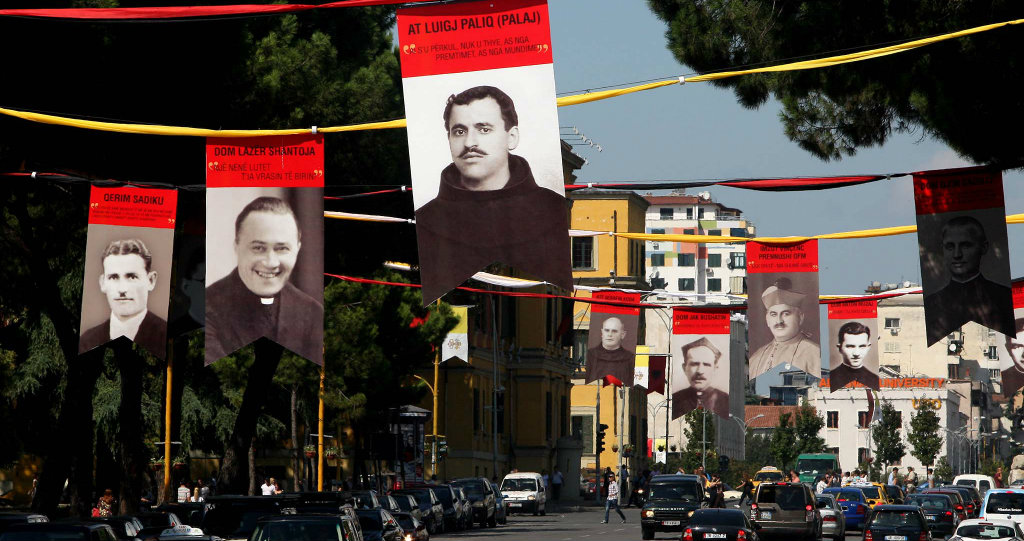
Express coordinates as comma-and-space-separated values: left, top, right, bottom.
827, 300, 880, 392
584, 291, 640, 385
398, 0, 572, 305
670, 308, 731, 420
998, 282, 1024, 396
914, 168, 1014, 347
79, 186, 177, 359
746, 240, 821, 380
205, 134, 325, 365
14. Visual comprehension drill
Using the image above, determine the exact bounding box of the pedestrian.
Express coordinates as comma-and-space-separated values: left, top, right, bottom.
97, 488, 115, 517
552, 467, 564, 500
177, 481, 190, 503
541, 469, 549, 495
28, 477, 37, 503
926, 468, 934, 488
789, 469, 799, 483
260, 477, 274, 496
905, 467, 918, 494
708, 474, 724, 508
198, 479, 210, 501
676, 466, 687, 475
815, 475, 828, 494
695, 466, 708, 489
601, 473, 626, 524
996, 466, 1004, 488
271, 477, 283, 494
841, 471, 851, 486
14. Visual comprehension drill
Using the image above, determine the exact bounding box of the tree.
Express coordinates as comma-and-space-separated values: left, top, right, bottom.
769, 413, 797, 470
745, 432, 773, 468
647, 1, 1024, 164
873, 401, 907, 477
793, 405, 825, 454
933, 456, 953, 483
908, 407, 944, 467
681, 408, 717, 472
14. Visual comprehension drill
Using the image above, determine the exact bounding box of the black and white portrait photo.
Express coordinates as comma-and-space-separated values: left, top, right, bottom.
828, 320, 879, 391
205, 188, 324, 365
670, 335, 730, 420
1000, 314, 1024, 396
79, 226, 173, 359
584, 311, 639, 385
404, 67, 572, 304
747, 274, 820, 379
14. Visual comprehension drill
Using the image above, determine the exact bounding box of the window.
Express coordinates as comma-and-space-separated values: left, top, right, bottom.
686, 208, 693, 219
708, 253, 722, 267
651, 254, 665, 266
883, 364, 901, 374
561, 395, 569, 438
660, 208, 673, 219
991, 368, 1001, 380
571, 237, 594, 269
858, 448, 870, 464
684, 228, 696, 235
708, 229, 722, 236
473, 388, 480, 433
884, 342, 901, 353
730, 276, 746, 294
827, 447, 840, 456
698, 208, 705, 219
986, 346, 999, 360
884, 318, 900, 329
650, 277, 666, 289
827, 411, 839, 428
893, 411, 902, 427
572, 415, 594, 454
729, 227, 747, 237
707, 278, 722, 292
678, 253, 695, 267
729, 252, 746, 269
948, 364, 960, 379
651, 228, 666, 235
678, 278, 695, 291
858, 411, 870, 428
545, 392, 553, 440
573, 330, 588, 369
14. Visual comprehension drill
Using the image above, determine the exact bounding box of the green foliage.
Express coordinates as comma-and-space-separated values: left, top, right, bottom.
933, 456, 953, 483
681, 409, 717, 471
908, 408, 943, 467
647, 0, 1024, 164
745, 432, 773, 468
873, 401, 907, 472
979, 457, 1007, 479
769, 413, 797, 470
793, 405, 825, 454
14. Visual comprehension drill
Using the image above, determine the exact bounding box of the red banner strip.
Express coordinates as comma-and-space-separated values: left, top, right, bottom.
0, 0, 432, 20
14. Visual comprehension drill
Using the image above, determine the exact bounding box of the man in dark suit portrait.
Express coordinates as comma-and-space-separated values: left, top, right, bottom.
205, 196, 323, 364
672, 337, 728, 419
415, 85, 571, 302
80, 238, 167, 356
829, 321, 879, 391
924, 215, 1014, 344
585, 316, 635, 384
1000, 318, 1024, 396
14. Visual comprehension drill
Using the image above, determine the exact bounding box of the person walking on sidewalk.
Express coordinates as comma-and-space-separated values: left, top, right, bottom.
602, 473, 627, 524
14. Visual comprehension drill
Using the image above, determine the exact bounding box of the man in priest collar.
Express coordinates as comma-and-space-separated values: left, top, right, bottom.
749, 277, 820, 379
672, 337, 728, 419
80, 238, 167, 355
585, 316, 635, 384
205, 196, 322, 364
828, 321, 879, 391
924, 215, 1014, 344
414, 85, 571, 303
1000, 318, 1024, 396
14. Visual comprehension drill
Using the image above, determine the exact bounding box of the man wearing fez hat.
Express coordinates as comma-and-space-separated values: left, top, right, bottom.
829, 321, 879, 390
1001, 318, 1024, 395
672, 337, 729, 419
586, 316, 635, 384
749, 277, 820, 378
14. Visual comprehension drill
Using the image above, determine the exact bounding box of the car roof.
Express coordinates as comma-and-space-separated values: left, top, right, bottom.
257, 514, 345, 522
5, 522, 109, 531
959, 518, 1020, 527
757, 467, 780, 472
651, 474, 701, 482
816, 493, 837, 500
872, 505, 921, 511
503, 472, 542, 479
692, 508, 747, 517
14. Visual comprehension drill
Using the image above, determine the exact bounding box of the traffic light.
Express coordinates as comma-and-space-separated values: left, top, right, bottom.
718, 455, 730, 472
596, 423, 609, 454
437, 439, 448, 460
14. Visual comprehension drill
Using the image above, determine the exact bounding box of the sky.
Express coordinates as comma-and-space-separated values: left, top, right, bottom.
546, 1, 1024, 298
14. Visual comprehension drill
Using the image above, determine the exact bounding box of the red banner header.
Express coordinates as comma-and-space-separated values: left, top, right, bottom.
591, 290, 642, 316
206, 134, 324, 188
746, 240, 819, 274
827, 299, 878, 320
89, 186, 177, 229
672, 308, 731, 335
1015, 281, 1024, 309
913, 169, 1004, 215
398, 0, 552, 78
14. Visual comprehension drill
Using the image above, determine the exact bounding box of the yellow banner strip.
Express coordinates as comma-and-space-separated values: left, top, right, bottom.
2, 17, 1022, 137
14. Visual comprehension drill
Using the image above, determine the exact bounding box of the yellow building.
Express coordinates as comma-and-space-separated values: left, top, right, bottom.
567, 190, 649, 482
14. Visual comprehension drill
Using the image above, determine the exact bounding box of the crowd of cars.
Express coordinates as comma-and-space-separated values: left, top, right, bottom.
0, 475, 533, 541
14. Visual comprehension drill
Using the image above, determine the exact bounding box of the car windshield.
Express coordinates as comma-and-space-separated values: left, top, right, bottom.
395, 497, 414, 511
435, 490, 453, 505
754, 471, 784, 482
401, 491, 431, 504
859, 486, 883, 499
201, 506, 277, 537
987, 493, 1024, 515
395, 516, 415, 530
501, 479, 537, 492
816, 497, 835, 509
956, 524, 1017, 539
251, 520, 343, 541
756, 486, 807, 510
453, 482, 485, 497
358, 514, 383, 531
690, 512, 745, 526
832, 490, 863, 502
908, 496, 950, 510
648, 482, 700, 501
870, 511, 923, 528
886, 487, 902, 499
798, 459, 835, 475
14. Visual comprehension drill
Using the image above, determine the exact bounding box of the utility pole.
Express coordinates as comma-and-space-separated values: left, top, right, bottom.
595, 380, 601, 489
617, 385, 625, 503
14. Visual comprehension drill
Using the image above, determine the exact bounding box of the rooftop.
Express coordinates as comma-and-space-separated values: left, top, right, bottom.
744, 405, 810, 428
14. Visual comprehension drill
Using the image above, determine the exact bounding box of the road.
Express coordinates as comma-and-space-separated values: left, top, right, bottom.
442, 506, 869, 541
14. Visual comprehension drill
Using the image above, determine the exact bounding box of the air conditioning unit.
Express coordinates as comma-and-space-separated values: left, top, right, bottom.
890, 327, 899, 336
652, 242, 659, 250
706, 269, 714, 276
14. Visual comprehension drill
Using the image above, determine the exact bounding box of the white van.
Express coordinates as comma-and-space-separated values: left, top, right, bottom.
500, 472, 546, 516
954, 474, 998, 496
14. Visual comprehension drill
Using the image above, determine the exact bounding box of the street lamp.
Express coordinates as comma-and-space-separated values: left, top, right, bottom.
729, 414, 764, 461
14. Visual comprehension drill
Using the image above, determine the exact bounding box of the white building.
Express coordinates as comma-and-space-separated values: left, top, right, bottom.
644, 192, 755, 304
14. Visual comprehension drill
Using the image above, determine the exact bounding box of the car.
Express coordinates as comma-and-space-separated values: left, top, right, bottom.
135, 512, 185, 539
951, 518, 1024, 541
817, 493, 847, 540
77, 516, 145, 540
823, 487, 871, 530
389, 493, 423, 524
381, 495, 402, 517
886, 485, 907, 505
953, 476, 999, 497
906, 493, 961, 537
682, 508, 762, 541
431, 485, 463, 532
392, 511, 428, 541
851, 482, 893, 509
749, 481, 822, 541
925, 489, 973, 519
1011, 480, 1024, 489
979, 488, 1024, 528
489, 482, 506, 525
151, 523, 224, 540
199, 495, 284, 540
640, 474, 704, 540
752, 467, 786, 491
797, 454, 840, 485
349, 491, 383, 510
249, 513, 362, 541
355, 508, 403, 541
0, 512, 49, 534
862, 504, 931, 541
390, 489, 443, 535
450, 477, 497, 526
155, 503, 204, 528
500, 472, 545, 516
0, 522, 120, 541
939, 486, 983, 518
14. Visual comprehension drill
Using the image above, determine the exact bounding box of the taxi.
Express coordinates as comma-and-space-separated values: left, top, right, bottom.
752, 467, 786, 490
850, 482, 891, 508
